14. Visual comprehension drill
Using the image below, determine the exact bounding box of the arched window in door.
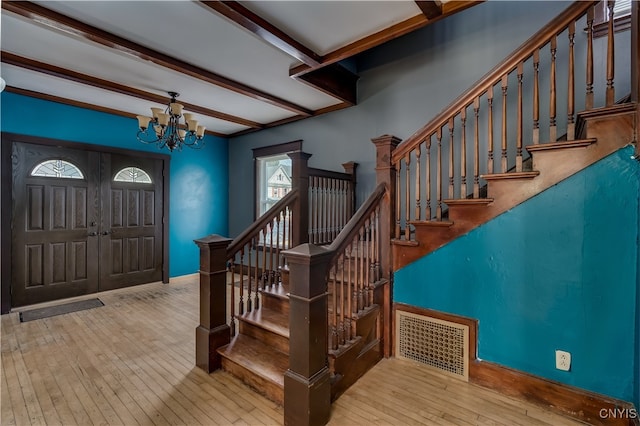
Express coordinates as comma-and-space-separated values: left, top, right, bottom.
113, 167, 152, 183
30, 159, 84, 179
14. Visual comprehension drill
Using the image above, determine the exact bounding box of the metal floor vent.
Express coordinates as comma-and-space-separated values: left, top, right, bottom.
396, 310, 469, 381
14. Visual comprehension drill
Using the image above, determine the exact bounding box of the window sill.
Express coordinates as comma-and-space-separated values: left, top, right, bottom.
593, 15, 631, 38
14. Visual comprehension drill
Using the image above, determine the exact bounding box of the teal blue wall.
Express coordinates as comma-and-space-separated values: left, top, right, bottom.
1, 92, 228, 277
395, 147, 639, 402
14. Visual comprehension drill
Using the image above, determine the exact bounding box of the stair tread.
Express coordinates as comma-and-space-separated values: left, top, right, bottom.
260, 283, 289, 300
409, 220, 454, 227
240, 308, 289, 338
218, 334, 287, 387
391, 239, 419, 246
442, 198, 494, 205
526, 138, 596, 152
480, 171, 540, 180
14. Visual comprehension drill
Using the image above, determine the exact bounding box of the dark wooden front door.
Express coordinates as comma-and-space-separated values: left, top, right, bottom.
99, 153, 163, 291
11, 142, 164, 307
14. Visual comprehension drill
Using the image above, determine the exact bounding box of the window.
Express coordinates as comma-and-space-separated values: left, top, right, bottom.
30, 159, 84, 179
253, 140, 301, 218
113, 167, 152, 183
593, 0, 632, 37
256, 154, 292, 216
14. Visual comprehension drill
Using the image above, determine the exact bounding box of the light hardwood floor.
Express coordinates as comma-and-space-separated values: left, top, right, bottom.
1, 276, 585, 426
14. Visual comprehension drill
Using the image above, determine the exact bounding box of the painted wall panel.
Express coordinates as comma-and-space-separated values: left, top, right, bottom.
394, 147, 639, 402
1, 92, 229, 277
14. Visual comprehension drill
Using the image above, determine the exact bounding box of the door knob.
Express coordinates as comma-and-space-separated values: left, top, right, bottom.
102, 230, 111, 235
88, 231, 98, 236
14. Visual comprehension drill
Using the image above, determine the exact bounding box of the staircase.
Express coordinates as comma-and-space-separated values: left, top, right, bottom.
389, 1, 639, 270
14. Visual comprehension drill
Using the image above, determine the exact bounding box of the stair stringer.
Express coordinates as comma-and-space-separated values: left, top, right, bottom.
393, 104, 636, 271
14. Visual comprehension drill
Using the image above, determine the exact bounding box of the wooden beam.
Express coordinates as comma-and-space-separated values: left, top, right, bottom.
199, 1, 358, 103
291, 1, 483, 78
4, 87, 229, 138
199, 1, 322, 67
1, 1, 312, 117
415, 1, 443, 20
2, 52, 264, 130
293, 63, 359, 105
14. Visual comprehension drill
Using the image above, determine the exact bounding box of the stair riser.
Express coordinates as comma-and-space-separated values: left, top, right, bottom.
532, 147, 594, 182
261, 292, 289, 315
220, 357, 284, 406
239, 320, 290, 355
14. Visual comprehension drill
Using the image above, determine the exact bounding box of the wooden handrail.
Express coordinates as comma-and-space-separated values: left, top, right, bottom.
308, 167, 352, 181
328, 183, 387, 256
392, 0, 596, 162
227, 188, 298, 255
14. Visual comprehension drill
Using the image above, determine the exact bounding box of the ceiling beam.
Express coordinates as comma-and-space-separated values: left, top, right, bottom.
290, 1, 484, 78
293, 63, 359, 105
199, 1, 322, 67
199, 1, 358, 104
415, 1, 443, 20
5, 86, 229, 138
1, 1, 312, 117
2, 52, 265, 130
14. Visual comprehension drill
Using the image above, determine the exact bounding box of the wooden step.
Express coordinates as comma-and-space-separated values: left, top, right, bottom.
526, 138, 596, 152
238, 308, 289, 354
410, 220, 454, 244
481, 171, 540, 200
218, 334, 287, 406
527, 139, 598, 183
260, 283, 289, 315
443, 198, 494, 222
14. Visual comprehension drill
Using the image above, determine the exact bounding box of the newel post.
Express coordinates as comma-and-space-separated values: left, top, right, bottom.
371, 135, 401, 278
288, 151, 312, 246
194, 234, 232, 373
341, 161, 359, 217
282, 244, 332, 426
371, 134, 400, 359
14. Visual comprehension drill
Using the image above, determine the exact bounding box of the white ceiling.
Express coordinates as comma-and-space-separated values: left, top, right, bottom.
1, 0, 477, 137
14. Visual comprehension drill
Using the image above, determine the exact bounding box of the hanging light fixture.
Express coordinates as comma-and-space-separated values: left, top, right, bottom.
136, 91, 206, 151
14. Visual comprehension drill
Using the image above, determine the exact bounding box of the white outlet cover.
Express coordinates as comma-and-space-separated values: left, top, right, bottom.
555, 350, 571, 371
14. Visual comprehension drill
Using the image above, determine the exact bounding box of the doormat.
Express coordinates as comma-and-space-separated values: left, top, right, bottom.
19, 298, 104, 323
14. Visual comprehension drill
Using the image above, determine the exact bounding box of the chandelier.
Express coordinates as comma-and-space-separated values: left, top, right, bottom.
136, 91, 206, 151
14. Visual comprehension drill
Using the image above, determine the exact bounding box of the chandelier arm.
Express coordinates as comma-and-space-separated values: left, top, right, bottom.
136, 91, 205, 152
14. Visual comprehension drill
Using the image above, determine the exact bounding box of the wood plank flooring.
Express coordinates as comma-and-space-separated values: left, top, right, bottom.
1, 275, 585, 425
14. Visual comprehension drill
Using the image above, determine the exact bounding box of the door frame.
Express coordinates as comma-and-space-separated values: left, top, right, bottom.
1, 132, 171, 314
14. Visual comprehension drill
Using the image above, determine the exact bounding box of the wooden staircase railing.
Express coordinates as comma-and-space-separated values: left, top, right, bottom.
308, 162, 357, 245
391, 1, 632, 242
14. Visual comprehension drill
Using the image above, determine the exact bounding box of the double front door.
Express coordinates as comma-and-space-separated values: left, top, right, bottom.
11, 142, 165, 307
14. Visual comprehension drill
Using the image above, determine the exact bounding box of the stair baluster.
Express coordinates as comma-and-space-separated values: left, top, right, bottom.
550, 35, 557, 142
567, 21, 576, 140
517, 62, 524, 171
501, 75, 508, 173
606, 0, 615, 106
533, 49, 540, 144
460, 108, 468, 196
448, 118, 455, 198
586, 6, 595, 109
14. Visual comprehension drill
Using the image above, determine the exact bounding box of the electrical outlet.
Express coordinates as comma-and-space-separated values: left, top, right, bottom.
555, 350, 571, 371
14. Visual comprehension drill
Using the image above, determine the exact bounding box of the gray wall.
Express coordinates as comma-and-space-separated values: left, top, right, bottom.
228, 1, 629, 237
